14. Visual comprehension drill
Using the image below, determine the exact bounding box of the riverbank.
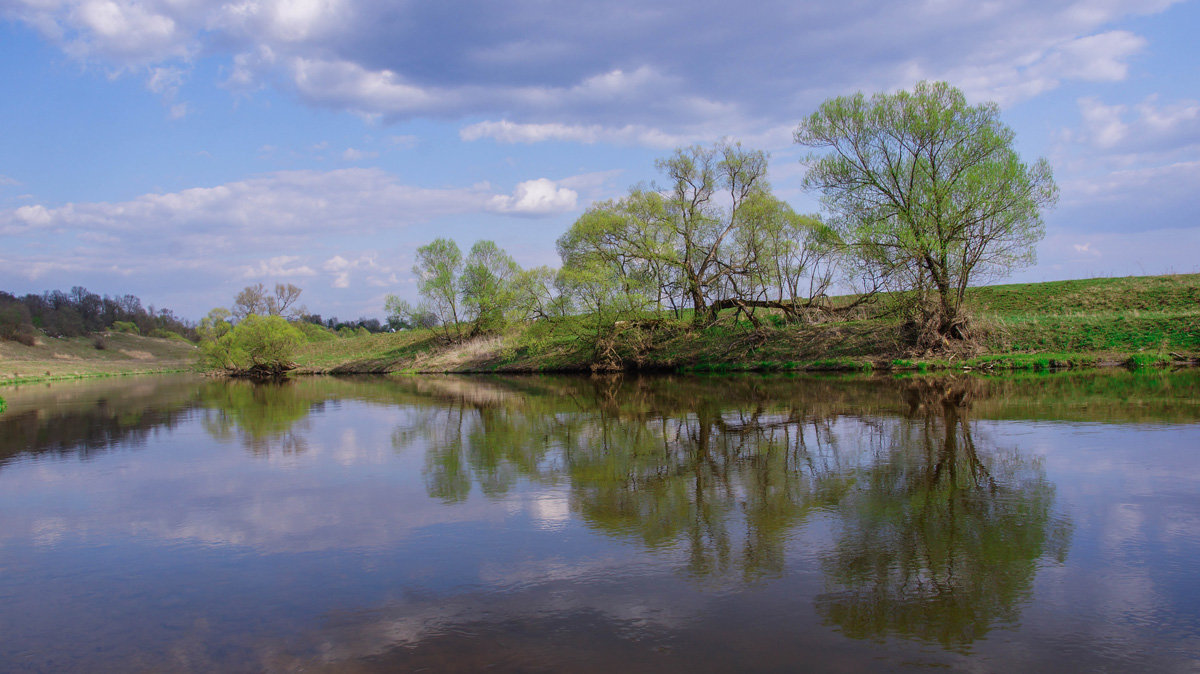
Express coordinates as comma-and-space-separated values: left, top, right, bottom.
0, 332, 200, 386
294, 273, 1200, 374
2, 274, 1195, 381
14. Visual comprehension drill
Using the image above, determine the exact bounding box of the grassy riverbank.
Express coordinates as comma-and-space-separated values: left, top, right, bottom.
2, 274, 1195, 380
0, 332, 200, 385
294, 273, 1200, 374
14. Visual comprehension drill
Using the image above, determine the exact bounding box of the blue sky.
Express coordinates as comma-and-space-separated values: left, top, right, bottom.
2, 0, 1198, 320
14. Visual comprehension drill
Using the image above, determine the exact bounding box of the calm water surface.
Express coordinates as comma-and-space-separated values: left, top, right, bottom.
1, 371, 1199, 672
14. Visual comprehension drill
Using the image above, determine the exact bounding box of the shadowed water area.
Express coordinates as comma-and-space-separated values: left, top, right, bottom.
1, 371, 1199, 672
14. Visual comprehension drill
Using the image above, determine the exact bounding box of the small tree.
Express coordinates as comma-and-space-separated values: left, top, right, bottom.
232, 283, 305, 320
796, 81, 1058, 339
460, 240, 521, 335
200, 311, 302, 376
413, 238, 464, 341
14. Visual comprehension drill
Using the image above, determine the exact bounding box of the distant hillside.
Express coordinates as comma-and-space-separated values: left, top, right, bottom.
0, 332, 200, 383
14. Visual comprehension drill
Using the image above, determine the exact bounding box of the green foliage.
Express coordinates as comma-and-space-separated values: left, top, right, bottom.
149, 328, 190, 342
111, 321, 140, 334
558, 142, 834, 325
413, 238, 464, 340
294, 321, 337, 343
199, 312, 303, 375
460, 240, 521, 335
1124, 353, 1171, 370
797, 81, 1058, 337
0, 395, 6, 414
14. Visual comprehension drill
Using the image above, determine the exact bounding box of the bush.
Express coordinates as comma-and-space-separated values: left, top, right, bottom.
111, 321, 140, 334
0, 395, 6, 414
93, 335, 107, 350
149, 328, 190, 343
294, 321, 337, 343
201, 314, 304, 376
13, 326, 37, 347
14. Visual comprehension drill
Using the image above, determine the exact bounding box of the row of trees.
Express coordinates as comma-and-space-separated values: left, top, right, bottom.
395, 239, 559, 341
404, 81, 1057, 344
0, 286, 194, 344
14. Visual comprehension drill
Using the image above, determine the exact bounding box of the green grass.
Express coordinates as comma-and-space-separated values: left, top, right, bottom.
264, 273, 1200, 374
0, 332, 201, 384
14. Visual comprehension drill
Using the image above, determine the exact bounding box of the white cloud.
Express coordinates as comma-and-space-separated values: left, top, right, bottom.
322, 253, 390, 289
243, 256, 317, 279
0, 169, 496, 244
1049, 31, 1145, 82
289, 56, 441, 114
487, 178, 578, 216
341, 147, 378, 161
1078, 98, 1129, 148
1070, 95, 1200, 156
66, 0, 191, 62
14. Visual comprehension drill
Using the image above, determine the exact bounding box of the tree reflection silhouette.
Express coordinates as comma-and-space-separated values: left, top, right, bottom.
396, 374, 1071, 643
200, 379, 315, 456
815, 378, 1071, 647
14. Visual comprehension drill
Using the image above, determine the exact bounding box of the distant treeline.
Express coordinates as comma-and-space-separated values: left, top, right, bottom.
0, 287, 196, 345
296, 314, 388, 335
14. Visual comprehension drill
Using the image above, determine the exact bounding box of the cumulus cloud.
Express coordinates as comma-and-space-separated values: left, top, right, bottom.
321, 253, 393, 289
243, 256, 317, 279
341, 147, 378, 161
487, 179, 578, 216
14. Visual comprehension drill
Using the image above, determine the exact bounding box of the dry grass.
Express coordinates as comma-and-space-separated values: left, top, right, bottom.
0, 332, 200, 383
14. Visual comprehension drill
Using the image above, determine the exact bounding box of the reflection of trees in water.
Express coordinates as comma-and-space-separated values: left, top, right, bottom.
0, 378, 202, 466
396, 374, 1071, 643
199, 380, 317, 456
816, 377, 1071, 647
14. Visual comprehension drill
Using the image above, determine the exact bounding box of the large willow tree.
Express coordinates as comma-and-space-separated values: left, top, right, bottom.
796, 81, 1058, 339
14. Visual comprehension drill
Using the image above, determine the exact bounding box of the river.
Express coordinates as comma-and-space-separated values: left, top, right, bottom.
1, 371, 1198, 671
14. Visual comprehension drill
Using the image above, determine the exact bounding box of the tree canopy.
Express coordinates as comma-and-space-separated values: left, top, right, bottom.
558, 142, 835, 326
795, 81, 1058, 339
199, 311, 303, 377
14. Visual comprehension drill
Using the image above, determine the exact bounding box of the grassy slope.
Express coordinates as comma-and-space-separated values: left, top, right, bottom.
294, 273, 1200, 373
0, 332, 200, 384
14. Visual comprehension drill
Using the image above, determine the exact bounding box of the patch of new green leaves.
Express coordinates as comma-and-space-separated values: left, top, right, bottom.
199, 310, 304, 375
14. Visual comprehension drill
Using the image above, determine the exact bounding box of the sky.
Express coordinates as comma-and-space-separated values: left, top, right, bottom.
1, 0, 1198, 321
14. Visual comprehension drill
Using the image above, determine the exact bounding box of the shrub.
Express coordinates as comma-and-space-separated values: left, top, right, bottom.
200, 313, 304, 376
92, 335, 107, 350
295, 321, 337, 343
1124, 353, 1169, 370
111, 321, 140, 334
14, 326, 37, 347
149, 328, 190, 343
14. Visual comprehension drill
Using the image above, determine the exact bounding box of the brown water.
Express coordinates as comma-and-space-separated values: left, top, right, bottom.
1, 371, 1198, 672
